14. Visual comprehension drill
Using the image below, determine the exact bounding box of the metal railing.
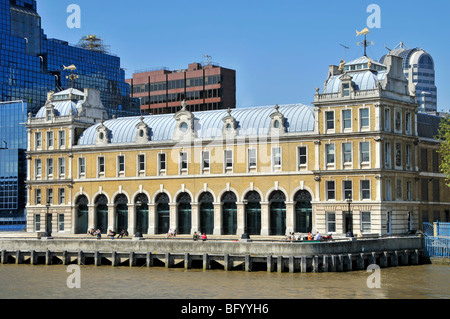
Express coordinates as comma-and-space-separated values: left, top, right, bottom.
423, 222, 450, 258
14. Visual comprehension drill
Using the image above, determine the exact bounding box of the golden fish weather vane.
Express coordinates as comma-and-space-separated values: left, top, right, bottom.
356, 28, 374, 57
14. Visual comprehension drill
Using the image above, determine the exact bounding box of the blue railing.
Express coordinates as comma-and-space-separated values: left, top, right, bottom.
423, 222, 450, 258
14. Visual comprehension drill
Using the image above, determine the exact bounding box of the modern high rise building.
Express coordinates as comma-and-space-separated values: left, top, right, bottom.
0, 0, 139, 230
126, 62, 236, 115
380, 42, 437, 112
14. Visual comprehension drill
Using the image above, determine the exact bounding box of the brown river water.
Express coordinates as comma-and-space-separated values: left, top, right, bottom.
0, 263, 448, 300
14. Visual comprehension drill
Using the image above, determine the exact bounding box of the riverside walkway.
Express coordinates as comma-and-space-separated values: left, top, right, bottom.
0, 232, 425, 273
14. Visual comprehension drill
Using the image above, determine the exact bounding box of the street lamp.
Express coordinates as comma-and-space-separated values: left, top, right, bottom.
45, 199, 52, 238
346, 194, 353, 237
135, 200, 143, 238
241, 200, 251, 241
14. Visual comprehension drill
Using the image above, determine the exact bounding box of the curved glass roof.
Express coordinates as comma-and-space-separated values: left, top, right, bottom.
35, 100, 83, 118
324, 70, 386, 94
78, 103, 315, 145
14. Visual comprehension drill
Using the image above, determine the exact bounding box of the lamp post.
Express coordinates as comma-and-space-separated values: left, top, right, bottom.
346, 195, 353, 237
45, 199, 52, 238
135, 200, 143, 238
241, 200, 251, 241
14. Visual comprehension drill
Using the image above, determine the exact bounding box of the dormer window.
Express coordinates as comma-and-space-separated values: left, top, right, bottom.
46, 110, 52, 121
179, 122, 189, 133
343, 83, 350, 96
269, 105, 286, 136
135, 117, 151, 144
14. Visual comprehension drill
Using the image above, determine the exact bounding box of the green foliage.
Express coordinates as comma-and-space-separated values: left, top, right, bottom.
437, 115, 450, 188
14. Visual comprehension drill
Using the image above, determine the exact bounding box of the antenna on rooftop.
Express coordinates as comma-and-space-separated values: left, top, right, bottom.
202, 55, 212, 66
340, 44, 350, 60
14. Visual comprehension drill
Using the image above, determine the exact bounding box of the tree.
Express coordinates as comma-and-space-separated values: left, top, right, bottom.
437, 115, 450, 188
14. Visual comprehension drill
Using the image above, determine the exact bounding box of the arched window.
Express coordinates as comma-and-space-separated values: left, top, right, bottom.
222, 192, 237, 235
135, 193, 149, 234
95, 194, 108, 233
155, 193, 170, 234
269, 191, 286, 236
115, 194, 128, 233
199, 192, 214, 235
177, 192, 192, 234
76, 195, 89, 234
244, 191, 261, 235
294, 190, 312, 233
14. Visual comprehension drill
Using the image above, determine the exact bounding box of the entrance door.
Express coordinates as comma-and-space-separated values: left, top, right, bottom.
77, 206, 89, 234
177, 203, 192, 234
136, 205, 149, 234
270, 202, 286, 235
344, 212, 353, 234
222, 202, 237, 235
116, 204, 128, 232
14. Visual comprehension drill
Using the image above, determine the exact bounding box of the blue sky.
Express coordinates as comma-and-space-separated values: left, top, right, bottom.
38, 0, 450, 111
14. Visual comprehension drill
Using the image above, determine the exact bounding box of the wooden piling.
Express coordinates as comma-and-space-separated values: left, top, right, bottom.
245, 255, 252, 272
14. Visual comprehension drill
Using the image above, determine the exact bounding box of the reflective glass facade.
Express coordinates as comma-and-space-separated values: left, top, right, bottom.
0, 0, 139, 229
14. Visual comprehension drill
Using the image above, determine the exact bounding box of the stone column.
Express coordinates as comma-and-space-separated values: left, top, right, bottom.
286, 201, 295, 235
148, 203, 156, 235
260, 201, 270, 236
169, 203, 177, 232
191, 202, 200, 235
88, 204, 95, 231
107, 204, 115, 232
236, 202, 245, 236
128, 203, 136, 235
213, 202, 222, 236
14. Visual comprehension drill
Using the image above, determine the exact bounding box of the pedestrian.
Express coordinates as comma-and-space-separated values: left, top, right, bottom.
193, 231, 199, 241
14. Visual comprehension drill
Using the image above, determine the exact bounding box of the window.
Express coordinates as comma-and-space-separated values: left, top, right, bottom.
58, 158, 65, 178
325, 111, 335, 131
405, 112, 411, 134
98, 157, 105, 175
432, 150, 440, 173
33, 214, 41, 232
395, 111, 401, 131
248, 148, 257, 170
343, 181, 353, 200
35, 132, 42, 149
360, 109, 369, 130
433, 180, 440, 202
46, 158, 54, 178
326, 212, 336, 233
326, 181, 336, 200
79, 157, 86, 177
406, 181, 413, 201
158, 153, 167, 175
361, 212, 371, 233
58, 214, 65, 232
386, 179, 392, 201
180, 152, 188, 173
385, 142, 392, 168
35, 159, 42, 179
406, 145, 412, 168
224, 150, 233, 172
384, 108, 391, 131
138, 154, 145, 173
46, 110, 52, 121
58, 188, 65, 205
342, 143, 352, 165
342, 83, 350, 96
361, 180, 371, 200
360, 142, 370, 164
396, 179, 403, 199
272, 147, 282, 170
47, 188, 53, 205
421, 149, 428, 171
47, 131, 54, 149
117, 155, 125, 175
58, 130, 66, 148
298, 146, 307, 167
326, 144, 335, 165
35, 189, 42, 205
342, 110, 352, 131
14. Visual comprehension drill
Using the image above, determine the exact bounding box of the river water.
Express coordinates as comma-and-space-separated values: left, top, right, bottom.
0, 263, 448, 300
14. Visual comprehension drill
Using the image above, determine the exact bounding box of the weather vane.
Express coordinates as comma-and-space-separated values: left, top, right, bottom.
64, 64, 79, 88
356, 28, 374, 57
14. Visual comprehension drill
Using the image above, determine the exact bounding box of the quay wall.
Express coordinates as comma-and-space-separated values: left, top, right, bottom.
0, 237, 423, 256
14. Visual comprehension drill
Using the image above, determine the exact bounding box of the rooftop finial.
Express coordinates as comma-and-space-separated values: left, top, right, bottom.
181, 100, 187, 111
356, 27, 374, 57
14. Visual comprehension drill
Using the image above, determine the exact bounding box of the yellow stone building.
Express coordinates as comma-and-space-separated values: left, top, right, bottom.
25, 55, 450, 237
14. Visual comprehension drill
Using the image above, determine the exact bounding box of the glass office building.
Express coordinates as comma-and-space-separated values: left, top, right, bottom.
0, 0, 139, 230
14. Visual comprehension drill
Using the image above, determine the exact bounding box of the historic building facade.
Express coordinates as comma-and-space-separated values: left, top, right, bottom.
25, 54, 450, 237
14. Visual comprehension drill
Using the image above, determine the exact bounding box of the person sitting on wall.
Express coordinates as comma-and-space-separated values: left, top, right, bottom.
193, 232, 199, 241
87, 228, 95, 236
94, 229, 101, 240
117, 229, 127, 239
108, 230, 116, 239
201, 233, 207, 242
314, 231, 321, 241
307, 232, 313, 241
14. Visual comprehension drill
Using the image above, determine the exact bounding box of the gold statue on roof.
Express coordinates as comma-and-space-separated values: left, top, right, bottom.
339, 59, 346, 72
